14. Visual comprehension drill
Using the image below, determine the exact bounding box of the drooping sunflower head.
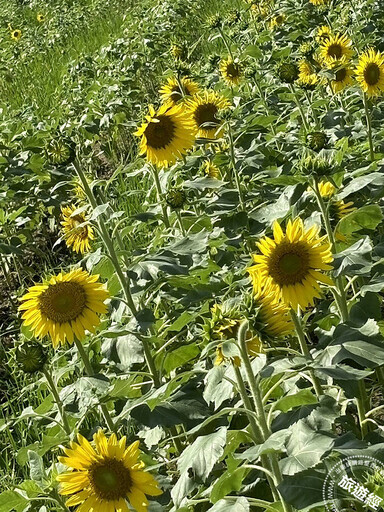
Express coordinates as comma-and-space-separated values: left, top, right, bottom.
278, 62, 299, 83
299, 154, 333, 178
37, 13, 45, 23
159, 77, 200, 106
134, 103, 196, 168
329, 64, 354, 94
320, 33, 353, 65
202, 160, 221, 178
298, 60, 319, 86
316, 25, 332, 43
355, 49, 384, 98
57, 430, 162, 512
19, 269, 109, 348
306, 131, 328, 151
165, 188, 186, 209
61, 204, 94, 254
15, 341, 47, 373
45, 137, 76, 166
185, 90, 230, 139
219, 57, 242, 86
249, 218, 334, 310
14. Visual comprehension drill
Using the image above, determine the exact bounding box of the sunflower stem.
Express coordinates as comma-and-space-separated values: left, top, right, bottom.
237, 321, 291, 512
363, 93, 374, 161
290, 309, 324, 398
74, 338, 116, 432
42, 367, 71, 436
175, 209, 186, 236
149, 164, 170, 228
218, 27, 234, 61
233, 365, 281, 503
312, 179, 349, 322
357, 379, 369, 438
289, 84, 310, 132
228, 122, 245, 210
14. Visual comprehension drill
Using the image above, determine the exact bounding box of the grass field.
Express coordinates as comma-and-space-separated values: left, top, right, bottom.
2, 0, 384, 510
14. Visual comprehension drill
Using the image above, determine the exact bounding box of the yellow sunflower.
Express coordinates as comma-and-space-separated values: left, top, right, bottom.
57, 430, 162, 512
298, 60, 319, 86
159, 76, 200, 106
269, 14, 286, 30
309, 0, 328, 5
317, 180, 336, 198
320, 33, 353, 65
249, 218, 334, 310
316, 25, 332, 43
355, 49, 384, 98
185, 90, 230, 139
19, 269, 109, 348
61, 204, 94, 254
11, 29, 22, 41
37, 13, 45, 22
329, 64, 354, 93
202, 160, 221, 178
219, 57, 242, 86
311, 182, 356, 220
134, 103, 196, 168
333, 200, 355, 219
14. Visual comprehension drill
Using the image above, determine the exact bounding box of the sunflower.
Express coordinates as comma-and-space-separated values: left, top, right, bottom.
37, 13, 45, 22
317, 180, 336, 198
159, 77, 200, 106
57, 430, 162, 512
202, 160, 220, 178
19, 269, 109, 348
269, 14, 285, 30
309, 0, 328, 5
298, 60, 319, 86
249, 218, 334, 310
61, 204, 94, 254
135, 103, 196, 168
11, 29, 22, 41
332, 200, 355, 219
355, 49, 384, 98
316, 25, 332, 43
219, 57, 242, 86
185, 90, 230, 138
320, 33, 353, 65
329, 64, 354, 93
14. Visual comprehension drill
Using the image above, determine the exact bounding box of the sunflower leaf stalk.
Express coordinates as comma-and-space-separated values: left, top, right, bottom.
149, 164, 170, 228
228, 122, 245, 210
363, 93, 374, 162
42, 367, 71, 436
289, 84, 310, 131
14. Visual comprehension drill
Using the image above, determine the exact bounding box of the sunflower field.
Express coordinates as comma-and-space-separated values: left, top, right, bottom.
3, 0, 384, 510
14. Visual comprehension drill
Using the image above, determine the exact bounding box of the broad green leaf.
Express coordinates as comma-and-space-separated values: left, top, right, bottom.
0, 491, 28, 512
211, 467, 247, 503
208, 497, 250, 512
337, 205, 383, 236
275, 389, 318, 413
163, 344, 199, 373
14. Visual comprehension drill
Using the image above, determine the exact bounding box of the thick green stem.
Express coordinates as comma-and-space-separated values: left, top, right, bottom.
290, 310, 324, 398
312, 179, 349, 322
357, 379, 369, 438
218, 27, 234, 61
289, 84, 309, 132
149, 165, 170, 228
74, 338, 116, 432
363, 93, 374, 162
228, 123, 245, 211
175, 209, 186, 236
43, 368, 71, 436
237, 321, 291, 512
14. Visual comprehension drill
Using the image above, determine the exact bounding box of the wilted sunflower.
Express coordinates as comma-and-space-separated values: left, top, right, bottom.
37, 13, 45, 22
11, 29, 22, 41
320, 33, 353, 65
329, 64, 354, 93
19, 269, 109, 348
61, 204, 94, 254
220, 57, 242, 86
202, 160, 220, 178
159, 76, 200, 106
316, 25, 332, 43
355, 49, 384, 98
57, 430, 162, 512
135, 103, 196, 167
186, 90, 230, 138
298, 60, 319, 86
249, 218, 334, 310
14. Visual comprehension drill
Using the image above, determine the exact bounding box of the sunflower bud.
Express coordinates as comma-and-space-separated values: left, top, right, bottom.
170, 43, 187, 61
45, 137, 76, 165
207, 14, 222, 29
299, 155, 332, 177
174, 61, 191, 77
226, 9, 241, 26
166, 189, 186, 209
277, 62, 299, 83
16, 342, 47, 373
299, 42, 313, 58
306, 131, 328, 151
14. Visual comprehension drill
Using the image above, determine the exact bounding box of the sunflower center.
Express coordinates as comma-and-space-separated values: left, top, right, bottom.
268, 242, 310, 285
144, 114, 176, 149
364, 63, 380, 85
38, 282, 86, 323
194, 103, 219, 128
327, 44, 342, 59
89, 458, 132, 501
335, 68, 347, 82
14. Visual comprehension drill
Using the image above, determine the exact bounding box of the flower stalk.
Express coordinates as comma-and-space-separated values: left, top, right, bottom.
42, 367, 71, 436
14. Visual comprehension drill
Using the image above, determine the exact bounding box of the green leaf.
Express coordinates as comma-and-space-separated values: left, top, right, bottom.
163, 344, 199, 373
337, 205, 383, 236
275, 389, 318, 413
90, 203, 109, 220
333, 237, 372, 277
211, 467, 247, 503
208, 497, 250, 512
278, 469, 326, 509
203, 366, 234, 409
0, 491, 28, 512
28, 450, 47, 484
